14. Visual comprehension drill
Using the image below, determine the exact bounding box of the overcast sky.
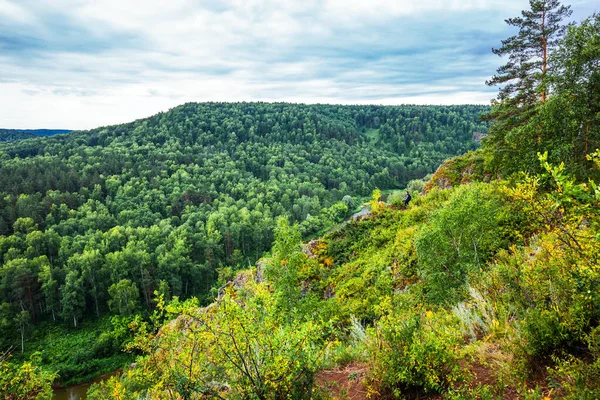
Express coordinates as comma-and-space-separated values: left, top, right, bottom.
0, 0, 597, 130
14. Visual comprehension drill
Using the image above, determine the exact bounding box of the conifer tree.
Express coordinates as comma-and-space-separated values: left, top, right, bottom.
483, 0, 572, 174
487, 0, 572, 107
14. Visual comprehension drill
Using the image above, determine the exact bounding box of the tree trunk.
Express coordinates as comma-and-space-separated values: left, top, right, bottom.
541, 8, 547, 103
585, 121, 590, 156
25, 276, 37, 324
140, 265, 150, 307
94, 293, 100, 318
92, 280, 100, 318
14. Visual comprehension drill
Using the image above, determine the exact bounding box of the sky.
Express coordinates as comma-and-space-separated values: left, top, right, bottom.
0, 0, 597, 130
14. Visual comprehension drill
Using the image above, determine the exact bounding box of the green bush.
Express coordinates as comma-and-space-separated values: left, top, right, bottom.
366, 309, 463, 396
547, 326, 600, 399
415, 183, 521, 304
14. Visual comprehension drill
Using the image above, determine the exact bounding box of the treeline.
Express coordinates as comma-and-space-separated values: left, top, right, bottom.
0, 129, 71, 143
0, 103, 487, 346
0, 130, 36, 143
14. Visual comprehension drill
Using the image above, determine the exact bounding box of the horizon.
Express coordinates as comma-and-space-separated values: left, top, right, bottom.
0, 100, 491, 131
1, 0, 597, 130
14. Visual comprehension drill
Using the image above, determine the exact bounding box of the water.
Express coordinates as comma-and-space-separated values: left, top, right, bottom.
52, 371, 119, 400
52, 382, 92, 400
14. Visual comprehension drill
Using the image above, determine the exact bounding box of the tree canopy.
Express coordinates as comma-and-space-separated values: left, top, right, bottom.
0, 103, 487, 354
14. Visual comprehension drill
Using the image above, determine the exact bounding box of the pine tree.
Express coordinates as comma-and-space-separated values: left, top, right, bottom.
483, 0, 572, 174
487, 0, 572, 107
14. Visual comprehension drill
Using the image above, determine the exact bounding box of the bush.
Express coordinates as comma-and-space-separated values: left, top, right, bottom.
121, 284, 326, 399
366, 309, 463, 396
415, 183, 521, 304
0, 352, 55, 400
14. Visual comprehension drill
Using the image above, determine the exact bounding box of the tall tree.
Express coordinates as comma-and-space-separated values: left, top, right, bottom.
15, 310, 30, 354
38, 263, 59, 321
487, 0, 572, 106
61, 270, 85, 327
483, 0, 572, 174
108, 279, 139, 316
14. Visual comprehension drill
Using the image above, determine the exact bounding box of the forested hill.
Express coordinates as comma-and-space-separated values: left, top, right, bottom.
0, 130, 36, 142
0, 103, 487, 376
0, 129, 71, 142
0, 103, 488, 237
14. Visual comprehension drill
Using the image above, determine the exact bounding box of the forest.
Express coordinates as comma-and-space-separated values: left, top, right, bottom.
3, 0, 600, 398
0, 129, 71, 142
0, 130, 37, 143
0, 103, 487, 385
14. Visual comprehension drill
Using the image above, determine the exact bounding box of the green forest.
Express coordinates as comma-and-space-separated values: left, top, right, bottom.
2, 0, 600, 399
0, 130, 71, 142
0, 103, 487, 386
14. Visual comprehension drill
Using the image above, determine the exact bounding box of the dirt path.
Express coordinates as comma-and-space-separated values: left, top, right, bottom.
315, 364, 369, 400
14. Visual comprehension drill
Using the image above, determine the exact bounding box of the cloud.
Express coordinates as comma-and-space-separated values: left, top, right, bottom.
0, 0, 597, 129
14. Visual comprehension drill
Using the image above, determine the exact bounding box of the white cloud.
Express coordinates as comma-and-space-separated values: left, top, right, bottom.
0, 0, 596, 129
0, 0, 33, 23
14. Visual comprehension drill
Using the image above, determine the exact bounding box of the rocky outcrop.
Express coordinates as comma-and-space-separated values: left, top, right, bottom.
423, 150, 494, 193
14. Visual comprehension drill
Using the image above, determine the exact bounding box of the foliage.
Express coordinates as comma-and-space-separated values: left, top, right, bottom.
108, 279, 140, 316
369, 188, 383, 213
4, 3, 600, 398
96, 285, 326, 399
478, 153, 600, 362
366, 308, 463, 395
0, 103, 487, 363
486, 0, 571, 105
483, 6, 600, 181
0, 130, 36, 142
0, 352, 56, 400
80, 148, 600, 398
0, 129, 71, 143
415, 182, 527, 304
547, 327, 600, 399
423, 150, 490, 192
265, 217, 307, 316
4, 315, 136, 386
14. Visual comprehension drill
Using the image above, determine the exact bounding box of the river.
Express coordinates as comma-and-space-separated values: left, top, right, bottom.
52, 371, 120, 400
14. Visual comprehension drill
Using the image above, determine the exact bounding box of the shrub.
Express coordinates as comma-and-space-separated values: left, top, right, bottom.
120, 284, 326, 399
415, 183, 521, 304
0, 352, 55, 400
366, 309, 463, 396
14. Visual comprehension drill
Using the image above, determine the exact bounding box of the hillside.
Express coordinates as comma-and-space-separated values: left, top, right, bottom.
0, 102, 488, 384
62, 6, 600, 398
0, 129, 71, 142
0, 130, 36, 142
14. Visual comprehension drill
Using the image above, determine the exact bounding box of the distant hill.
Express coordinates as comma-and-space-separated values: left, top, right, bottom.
0, 128, 71, 142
